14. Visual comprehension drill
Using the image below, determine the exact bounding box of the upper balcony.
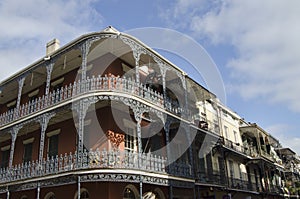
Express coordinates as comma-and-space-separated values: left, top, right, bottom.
276, 147, 300, 175
221, 137, 258, 159
240, 124, 283, 166
0, 75, 193, 129
0, 31, 215, 130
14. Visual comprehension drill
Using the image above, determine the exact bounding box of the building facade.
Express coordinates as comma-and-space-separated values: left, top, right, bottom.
0, 26, 299, 199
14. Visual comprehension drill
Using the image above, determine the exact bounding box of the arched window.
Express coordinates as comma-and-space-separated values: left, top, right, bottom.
153, 188, 165, 199
44, 192, 55, 199
81, 190, 89, 199
74, 188, 89, 199
124, 188, 136, 199
123, 184, 139, 199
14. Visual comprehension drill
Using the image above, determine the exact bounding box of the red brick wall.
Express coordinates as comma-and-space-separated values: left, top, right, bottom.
7, 181, 169, 199
88, 53, 125, 78
41, 184, 76, 199
13, 127, 40, 165
10, 189, 36, 199
44, 118, 77, 157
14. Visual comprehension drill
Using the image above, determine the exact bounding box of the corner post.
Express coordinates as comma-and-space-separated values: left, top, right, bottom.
9, 125, 22, 168
15, 76, 25, 118
45, 62, 54, 96
38, 113, 56, 163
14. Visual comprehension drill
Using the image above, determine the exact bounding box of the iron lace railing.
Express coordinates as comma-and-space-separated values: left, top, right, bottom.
0, 149, 170, 184
0, 75, 189, 127
222, 138, 259, 158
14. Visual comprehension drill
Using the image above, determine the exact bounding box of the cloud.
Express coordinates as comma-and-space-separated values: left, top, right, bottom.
161, 0, 300, 112
0, 0, 103, 81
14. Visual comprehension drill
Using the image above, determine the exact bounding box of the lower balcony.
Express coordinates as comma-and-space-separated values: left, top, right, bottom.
197, 170, 225, 186
227, 177, 258, 192
0, 148, 192, 185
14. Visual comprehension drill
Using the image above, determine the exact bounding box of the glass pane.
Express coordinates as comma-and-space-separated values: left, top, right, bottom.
23, 143, 33, 163
123, 188, 135, 199
1, 150, 9, 168
48, 135, 59, 158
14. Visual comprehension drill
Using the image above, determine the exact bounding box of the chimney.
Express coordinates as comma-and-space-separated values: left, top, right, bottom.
46, 38, 60, 56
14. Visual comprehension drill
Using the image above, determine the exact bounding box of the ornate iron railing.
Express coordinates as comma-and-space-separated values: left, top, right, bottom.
197, 170, 225, 185
0, 75, 189, 127
0, 148, 175, 184
222, 138, 259, 158
228, 177, 253, 191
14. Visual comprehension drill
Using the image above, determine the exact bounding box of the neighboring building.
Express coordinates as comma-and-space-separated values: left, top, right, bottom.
0, 26, 299, 199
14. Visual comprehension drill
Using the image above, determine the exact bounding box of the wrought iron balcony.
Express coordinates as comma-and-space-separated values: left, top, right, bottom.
222, 138, 259, 158
0, 148, 179, 184
0, 75, 188, 127
197, 170, 225, 185
227, 177, 257, 192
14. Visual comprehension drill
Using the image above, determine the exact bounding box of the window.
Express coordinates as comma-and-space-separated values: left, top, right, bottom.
28, 89, 39, 102
1, 149, 10, 168
29, 95, 38, 103
44, 192, 55, 199
224, 126, 229, 139
23, 143, 33, 163
48, 134, 58, 158
123, 188, 136, 199
51, 77, 64, 103
234, 130, 238, 143
74, 188, 89, 199
229, 160, 234, 178
153, 188, 165, 199
83, 121, 91, 152
80, 191, 89, 199
238, 163, 242, 180
223, 110, 228, 117
125, 128, 137, 152
7, 100, 16, 113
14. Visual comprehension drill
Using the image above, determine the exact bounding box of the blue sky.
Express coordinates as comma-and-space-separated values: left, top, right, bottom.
1, 0, 300, 154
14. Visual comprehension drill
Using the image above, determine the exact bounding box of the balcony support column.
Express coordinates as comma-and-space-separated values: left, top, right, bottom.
77, 176, 81, 199
79, 42, 88, 82
133, 108, 143, 164
37, 182, 40, 199
8, 125, 22, 168
155, 59, 169, 104
126, 102, 148, 156
178, 72, 188, 118
122, 99, 149, 155
120, 37, 147, 84
139, 175, 143, 199
45, 62, 54, 96
79, 38, 97, 81
15, 76, 25, 118
6, 187, 9, 199
169, 184, 173, 199
183, 122, 194, 177
72, 97, 98, 155
164, 119, 171, 165
38, 112, 56, 163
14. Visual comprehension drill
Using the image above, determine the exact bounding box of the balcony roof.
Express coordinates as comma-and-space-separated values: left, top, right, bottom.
275, 147, 296, 156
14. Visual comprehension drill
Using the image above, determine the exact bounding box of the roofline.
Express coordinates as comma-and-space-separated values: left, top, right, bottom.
275, 147, 296, 155
186, 76, 216, 99
0, 26, 192, 88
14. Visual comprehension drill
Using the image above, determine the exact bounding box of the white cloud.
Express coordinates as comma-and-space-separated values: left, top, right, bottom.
162, 0, 300, 112
0, 0, 103, 81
